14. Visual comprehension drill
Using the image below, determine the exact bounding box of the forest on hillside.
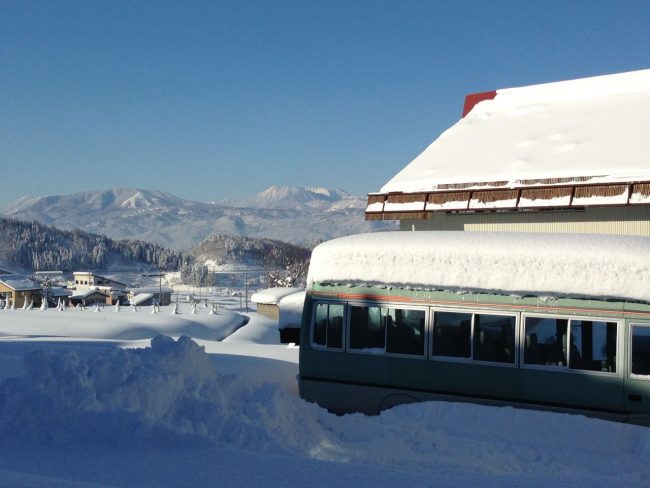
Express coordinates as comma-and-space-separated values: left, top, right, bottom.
0, 217, 189, 272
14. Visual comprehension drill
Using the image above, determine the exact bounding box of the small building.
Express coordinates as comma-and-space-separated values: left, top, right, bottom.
278, 290, 306, 344
130, 293, 155, 307
251, 287, 304, 320
69, 289, 111, 307
126, 286, 173, 306
0, 274, 42, 308
366, 69, 650, 237
251, 287, 305, 343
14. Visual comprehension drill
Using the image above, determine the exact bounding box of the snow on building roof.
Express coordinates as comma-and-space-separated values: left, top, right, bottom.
131, 293, 154, 306
70, 289, 109, 300
50, 287, 73, 297
306, 232, 650, 302
0, 274, 41, 291
251, 287, 305, 305
127, 286, 173, 295
381, 69, 650, 194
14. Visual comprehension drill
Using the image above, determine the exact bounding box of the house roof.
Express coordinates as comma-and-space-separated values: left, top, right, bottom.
69, 289, 109, 300
131, 293, 154, 306
368, 69, 650, 219
0, 274, 41, 292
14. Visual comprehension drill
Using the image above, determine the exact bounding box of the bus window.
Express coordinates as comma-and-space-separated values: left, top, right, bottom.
432, 311, 471, 358
350, 305, 386, 351
631, 324, 650, 376
524, 317, 568, 366
569, 320, 617, 372
474, 314, 516, 363
312, 302, 344, 349
386, 308, 425, 356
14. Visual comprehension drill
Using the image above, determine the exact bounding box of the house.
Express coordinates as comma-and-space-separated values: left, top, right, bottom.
366, 69, 650, 236
0, 274, 42, 308
69, 289, 111, 307
126, 286, 173, 306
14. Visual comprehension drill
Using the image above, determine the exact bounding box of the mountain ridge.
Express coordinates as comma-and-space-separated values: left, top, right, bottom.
2, 186, 394, 250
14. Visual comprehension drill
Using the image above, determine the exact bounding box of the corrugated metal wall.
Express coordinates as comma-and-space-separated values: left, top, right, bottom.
400, 206, 650, 237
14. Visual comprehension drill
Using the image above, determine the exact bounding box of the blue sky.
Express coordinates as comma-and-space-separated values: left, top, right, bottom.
1, 0, 649, 207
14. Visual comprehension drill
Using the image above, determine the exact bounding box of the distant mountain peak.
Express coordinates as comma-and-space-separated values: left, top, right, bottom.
242, 185, 354, 209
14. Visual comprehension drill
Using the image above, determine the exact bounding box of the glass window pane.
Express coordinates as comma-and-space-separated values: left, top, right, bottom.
569, 320, 617, 372
386, 308, 425, 356
432, 311, 471, 358
350, 305, 386, 351
632, 325, 650, 376
326, 304, 344, 349
313, 303, 327, 346
524, 317, 568, 366
474, 314, 516, 363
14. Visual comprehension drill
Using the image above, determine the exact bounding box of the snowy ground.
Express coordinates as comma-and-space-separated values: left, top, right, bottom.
0, 300, 649, 487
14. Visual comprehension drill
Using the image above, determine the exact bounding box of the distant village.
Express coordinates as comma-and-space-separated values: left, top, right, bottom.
0, 270, 172, 310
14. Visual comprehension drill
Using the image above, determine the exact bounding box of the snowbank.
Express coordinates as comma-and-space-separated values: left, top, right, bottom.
0, 335, 649, 486
382, 69, 650, 193
0, 303, 247, 342
307, 232, 650, 302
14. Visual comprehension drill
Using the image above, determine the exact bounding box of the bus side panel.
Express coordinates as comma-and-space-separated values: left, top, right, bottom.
522, 370, 623, 413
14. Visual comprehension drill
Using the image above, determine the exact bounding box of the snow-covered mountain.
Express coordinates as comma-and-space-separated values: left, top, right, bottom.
240, 186, 357, 209
1, 187, 394, 250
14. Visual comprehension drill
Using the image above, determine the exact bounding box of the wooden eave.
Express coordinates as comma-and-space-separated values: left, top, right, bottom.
365, 180, 650, 221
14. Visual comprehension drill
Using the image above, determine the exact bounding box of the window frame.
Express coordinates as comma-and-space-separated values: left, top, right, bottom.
430, 307, 519, 368
310, 300, 346, 352
628, 322, 650, 380
346, 300, 428, 359
521, 312, 622, 377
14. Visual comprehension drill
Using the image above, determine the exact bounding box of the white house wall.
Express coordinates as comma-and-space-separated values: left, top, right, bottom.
400, 206, 650, 237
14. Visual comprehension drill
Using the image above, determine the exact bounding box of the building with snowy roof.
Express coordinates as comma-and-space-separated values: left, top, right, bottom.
366, 69, 650, 236
0, 274, 42, 308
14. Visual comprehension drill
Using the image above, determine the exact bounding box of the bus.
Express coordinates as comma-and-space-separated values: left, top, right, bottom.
298, 231, 650, 424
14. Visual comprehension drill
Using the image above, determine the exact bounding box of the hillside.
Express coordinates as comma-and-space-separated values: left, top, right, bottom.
0, 217, 188, 272
187, 234, 311, 271
1, 187, 395, 250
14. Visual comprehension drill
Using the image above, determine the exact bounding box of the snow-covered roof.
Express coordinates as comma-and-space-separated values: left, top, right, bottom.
70, 289, 109, 300
381, 69, 650, 194
251, 287, 304, 305
127, 286, 173, 295
131, 293, 154, 305
50, 286, 73, 297
0, 274, 41, 291
307, 232, 650, 302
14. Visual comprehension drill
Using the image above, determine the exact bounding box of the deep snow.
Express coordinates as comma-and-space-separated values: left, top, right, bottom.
0, 300, 649, 487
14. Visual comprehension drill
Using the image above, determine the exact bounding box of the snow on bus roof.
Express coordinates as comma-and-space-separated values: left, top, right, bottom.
307, 232, 650, 302
381, 69, 650, 193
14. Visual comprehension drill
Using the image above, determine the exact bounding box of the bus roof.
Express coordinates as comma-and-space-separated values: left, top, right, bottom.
307, 232, 650, 303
